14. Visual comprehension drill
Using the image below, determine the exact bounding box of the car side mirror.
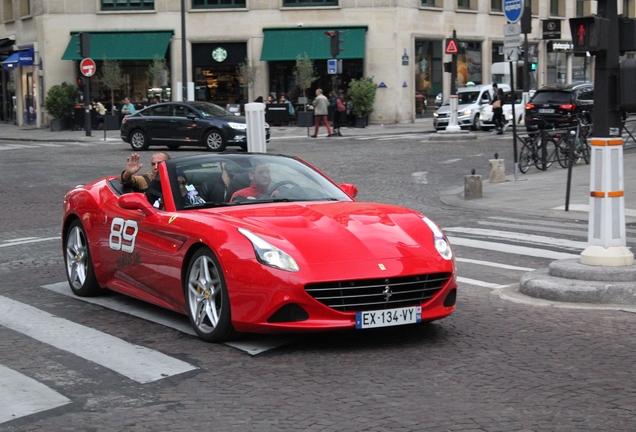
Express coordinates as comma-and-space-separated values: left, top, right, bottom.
339, 183, 358, 198
186, 113, 197, 120
119, 193, 157, 216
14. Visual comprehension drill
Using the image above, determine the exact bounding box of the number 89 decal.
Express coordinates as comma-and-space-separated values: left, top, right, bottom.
109, 217, 138, 253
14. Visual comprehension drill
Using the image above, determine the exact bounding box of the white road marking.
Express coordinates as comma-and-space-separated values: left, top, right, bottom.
0, 365, 71, 424
448, 236, 579, 260
0, 295, 197, 383
445, 227, 587, 250
457, 277, 507, 289
43, 282, 293, 355
0, 236, 59, 248
440, 158, 462, 164
455, 257, 534, 272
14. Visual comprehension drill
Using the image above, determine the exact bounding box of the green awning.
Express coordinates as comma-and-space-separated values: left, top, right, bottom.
260, 26, 367, 61
62, 31, 173, 61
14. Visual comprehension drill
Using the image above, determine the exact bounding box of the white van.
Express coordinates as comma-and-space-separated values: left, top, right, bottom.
433, 83, 511, 131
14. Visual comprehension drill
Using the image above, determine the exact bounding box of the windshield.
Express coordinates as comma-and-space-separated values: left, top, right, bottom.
189, 102, 235, 117
443, 91, 481, 106
530, 91, 572, 104
164, 154, 352, 210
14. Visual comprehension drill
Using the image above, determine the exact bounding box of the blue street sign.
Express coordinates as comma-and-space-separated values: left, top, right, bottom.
503, 0, 523, 24
327, 59, 337, 75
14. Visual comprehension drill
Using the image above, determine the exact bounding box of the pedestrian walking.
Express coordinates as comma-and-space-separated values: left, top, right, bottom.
311, 89, 333, 138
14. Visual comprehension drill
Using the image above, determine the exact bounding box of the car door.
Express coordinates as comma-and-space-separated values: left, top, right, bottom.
98, 184, 185, 311
145, 104, 177, 143
172, 104, 204, 143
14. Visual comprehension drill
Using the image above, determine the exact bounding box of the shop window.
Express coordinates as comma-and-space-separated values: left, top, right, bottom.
283, 0, 338, 7
491, 0, 502, 12
458, 0, 472, 10
524, 0, 538, 15
3, 0, 14, 21
421, 0, 439, 6
623, 0, 634, 17
457, 42, 482, 85
192, 0, 246, 8
415, 40, 442, 116
19, 0, 29, 17
101, 0, 154, 10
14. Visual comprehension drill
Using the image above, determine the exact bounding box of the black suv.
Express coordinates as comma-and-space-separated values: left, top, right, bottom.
525, 83, 594, 131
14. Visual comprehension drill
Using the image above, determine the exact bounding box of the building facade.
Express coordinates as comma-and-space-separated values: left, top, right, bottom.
0, 0, 625, 127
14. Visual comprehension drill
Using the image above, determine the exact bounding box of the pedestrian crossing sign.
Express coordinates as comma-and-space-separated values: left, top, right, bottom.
445, 38, 459, 54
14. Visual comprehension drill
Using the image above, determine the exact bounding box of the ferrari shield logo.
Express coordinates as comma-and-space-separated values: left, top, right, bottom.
212, 47, 227, 62
378, 263, 386, 271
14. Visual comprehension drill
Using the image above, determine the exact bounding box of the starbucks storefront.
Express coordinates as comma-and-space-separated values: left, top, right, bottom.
192, 42, 247, 107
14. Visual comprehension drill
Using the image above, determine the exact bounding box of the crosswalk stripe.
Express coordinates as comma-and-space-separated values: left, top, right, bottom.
43, 282, 293, 355
445, 227, 588, 250
455, 257, 534, 272
0, 296, 197, 383
448, 236, 579, 260
0, 365, 71, 424
43, 282, 196, 335
457, 277, 507, 289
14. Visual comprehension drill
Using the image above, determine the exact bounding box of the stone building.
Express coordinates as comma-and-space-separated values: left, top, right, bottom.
0, 0, 616, 127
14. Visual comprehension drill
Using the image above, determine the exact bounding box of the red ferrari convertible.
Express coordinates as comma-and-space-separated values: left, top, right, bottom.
63, 153, 456, 342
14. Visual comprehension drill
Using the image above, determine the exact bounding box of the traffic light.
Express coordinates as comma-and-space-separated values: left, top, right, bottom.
620, 58, 636, 112
77, 76, 88, 87
325, 30, 344, 58
443, 62, 452, 73
76, 32, 90, 58
530, 62, 537, 71
569, 16, 609, 53
619, 17, 636, 54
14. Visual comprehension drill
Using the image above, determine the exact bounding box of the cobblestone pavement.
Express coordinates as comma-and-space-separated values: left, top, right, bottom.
1, 129, 636, 431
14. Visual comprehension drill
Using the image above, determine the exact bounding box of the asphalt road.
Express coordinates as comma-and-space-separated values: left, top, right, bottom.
1, 133, 635, 431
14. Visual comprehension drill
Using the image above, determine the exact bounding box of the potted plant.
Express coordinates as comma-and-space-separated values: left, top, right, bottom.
101, 58, 125, 129
347, 77, 377, 128
292, 54, 319, 128
43, 82, 77, 131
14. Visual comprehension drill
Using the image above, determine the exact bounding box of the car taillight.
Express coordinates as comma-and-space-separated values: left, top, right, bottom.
526, 103, 535, 110
559, 103, 576, 111
121, 117, 127, 125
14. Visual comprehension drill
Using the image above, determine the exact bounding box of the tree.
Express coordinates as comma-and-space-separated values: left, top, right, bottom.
147, 55, 170, 99
238, 58, 258, 95
292, 54, 319, 111
101, 58, 125, 115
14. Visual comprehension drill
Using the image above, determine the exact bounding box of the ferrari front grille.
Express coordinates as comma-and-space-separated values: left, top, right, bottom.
305, 273, 451, 313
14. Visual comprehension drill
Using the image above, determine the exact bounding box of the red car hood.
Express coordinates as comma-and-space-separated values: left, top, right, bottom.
210, 201, 440, 264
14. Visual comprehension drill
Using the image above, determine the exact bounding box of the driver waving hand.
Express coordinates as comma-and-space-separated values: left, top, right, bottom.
230, 159, 271, 202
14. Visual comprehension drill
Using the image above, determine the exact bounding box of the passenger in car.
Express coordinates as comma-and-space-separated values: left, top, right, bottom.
177, 171, 206, 206
230, 159, 271, 202
119, 152, 170, 193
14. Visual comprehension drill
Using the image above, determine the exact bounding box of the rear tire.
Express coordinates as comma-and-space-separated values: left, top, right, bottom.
204, 129, 226, 152
130, 130, 150, 151
65, 220, 102, 297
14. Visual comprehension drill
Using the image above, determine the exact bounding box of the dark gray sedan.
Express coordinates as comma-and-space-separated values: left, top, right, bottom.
120, 101, 270, 152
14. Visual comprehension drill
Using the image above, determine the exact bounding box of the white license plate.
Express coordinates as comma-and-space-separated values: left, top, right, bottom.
538, 108, 554, 113
355, 306, 422, 329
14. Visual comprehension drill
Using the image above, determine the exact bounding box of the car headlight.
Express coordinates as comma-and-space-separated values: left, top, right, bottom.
229, 122, 247, 130
433, 112, 439, 118
460, 109, 472, 116
238, 228, 299, 272
422, 217, 452, 260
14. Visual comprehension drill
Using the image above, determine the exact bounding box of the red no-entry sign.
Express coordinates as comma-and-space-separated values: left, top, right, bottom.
80, 58, 96, 77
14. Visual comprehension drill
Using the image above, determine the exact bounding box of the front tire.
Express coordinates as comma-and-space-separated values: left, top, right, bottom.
185, 247, 236, 342
204, 129, 226, 152
65, 220, 101, 297
130, 130, 150, 151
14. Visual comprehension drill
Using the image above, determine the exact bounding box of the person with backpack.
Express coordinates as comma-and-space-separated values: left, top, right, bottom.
329, 91, 345, 137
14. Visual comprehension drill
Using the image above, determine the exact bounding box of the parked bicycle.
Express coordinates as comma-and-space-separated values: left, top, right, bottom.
518, 130, 558, 173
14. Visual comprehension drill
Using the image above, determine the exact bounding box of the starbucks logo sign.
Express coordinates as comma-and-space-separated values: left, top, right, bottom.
212, 47, 228, 62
